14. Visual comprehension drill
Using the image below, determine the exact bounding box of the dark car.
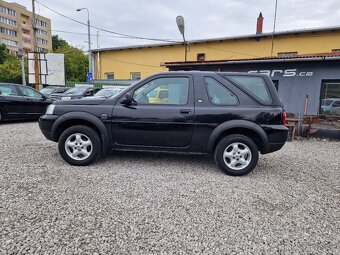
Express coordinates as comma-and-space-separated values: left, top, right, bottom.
49, 86, 100, 100
39, 71, 288, 176
0, 83, 55, 122
85, 87, 127, 99
40, 86, 70, 97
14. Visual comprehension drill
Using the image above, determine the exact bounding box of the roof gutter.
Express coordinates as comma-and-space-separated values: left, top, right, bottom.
163, 56, 340, 67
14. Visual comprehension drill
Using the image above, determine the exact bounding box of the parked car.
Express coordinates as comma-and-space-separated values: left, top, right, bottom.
40, 86, 70, 97
39, 71, 288, 176
87, 87, 127, 99
50, 86, 100, 100
0, 83, 55, 122
321, 98, 340, 116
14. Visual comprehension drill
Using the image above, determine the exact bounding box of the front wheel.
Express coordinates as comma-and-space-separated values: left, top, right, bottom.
214, 135, 259, 176
58, 125, 101, 166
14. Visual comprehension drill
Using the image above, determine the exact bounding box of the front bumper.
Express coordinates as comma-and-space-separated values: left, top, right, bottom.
39, 114, 59, 141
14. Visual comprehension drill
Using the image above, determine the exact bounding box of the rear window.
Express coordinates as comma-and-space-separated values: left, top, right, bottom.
0, 84, 18, 96
225, 75, 272, 103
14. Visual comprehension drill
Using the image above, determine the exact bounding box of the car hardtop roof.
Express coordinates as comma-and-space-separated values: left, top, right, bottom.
158, 71, 269, 78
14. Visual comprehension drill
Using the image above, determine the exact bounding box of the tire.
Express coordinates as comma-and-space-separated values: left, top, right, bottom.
58, 125, 101, 166
214, 134, 259, 176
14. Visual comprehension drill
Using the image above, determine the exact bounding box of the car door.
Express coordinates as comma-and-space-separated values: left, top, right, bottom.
0, 84, 29, 120
17, 86, 50, 117
112, 75, 194, 148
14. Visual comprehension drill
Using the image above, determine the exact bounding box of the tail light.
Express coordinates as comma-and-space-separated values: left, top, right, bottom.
282, 111, 287, 126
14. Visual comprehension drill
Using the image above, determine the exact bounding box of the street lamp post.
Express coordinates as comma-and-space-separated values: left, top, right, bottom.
176, 15, 187, 62
76, 7, 92, 79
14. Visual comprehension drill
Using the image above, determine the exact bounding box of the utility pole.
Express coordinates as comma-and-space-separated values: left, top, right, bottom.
18, 49, 26, 86
96, 31, 100, 79
32, 0, 40, 89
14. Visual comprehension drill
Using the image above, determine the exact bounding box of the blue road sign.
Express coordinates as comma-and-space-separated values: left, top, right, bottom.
86, 72, 93, 83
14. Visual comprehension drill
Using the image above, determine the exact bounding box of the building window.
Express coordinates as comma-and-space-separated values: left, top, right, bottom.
0, 16, 16, 26
22, 29, 30, 35
105, 72, 114, 80
197, 53, 205, 61
37, 47, 48, 53
319, 80, 340, 116
0, 27, 16, 37
0, 38, 17, 47
0, 6, 16, 16
35, 19, 47, 28
277, 52, 298, 57
37, 29, 48, 36
130, 72, 141, 80
36, 38, 48, 45
331, 49, 340, 53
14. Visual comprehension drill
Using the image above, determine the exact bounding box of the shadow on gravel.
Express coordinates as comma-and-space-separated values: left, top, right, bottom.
0, 120, 38, 125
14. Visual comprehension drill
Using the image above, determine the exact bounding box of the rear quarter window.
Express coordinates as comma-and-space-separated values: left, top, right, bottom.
224, 75, 272, 103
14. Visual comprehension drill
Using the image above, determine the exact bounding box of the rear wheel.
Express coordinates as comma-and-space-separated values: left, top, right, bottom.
58, 125, 101, 166
214, 135, 259, 176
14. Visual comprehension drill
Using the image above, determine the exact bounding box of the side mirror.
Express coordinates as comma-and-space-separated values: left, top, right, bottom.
121, 92, 133, 105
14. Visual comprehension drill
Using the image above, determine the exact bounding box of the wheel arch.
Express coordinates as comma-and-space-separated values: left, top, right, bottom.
51, 112, 110, 153
207, 120, 269, 154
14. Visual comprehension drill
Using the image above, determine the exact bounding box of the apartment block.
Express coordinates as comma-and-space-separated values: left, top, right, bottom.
0, 0, 52, 55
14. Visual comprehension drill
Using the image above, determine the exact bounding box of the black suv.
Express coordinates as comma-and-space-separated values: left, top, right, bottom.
39, 71, 288, 176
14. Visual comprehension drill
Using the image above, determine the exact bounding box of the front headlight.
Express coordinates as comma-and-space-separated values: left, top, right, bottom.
45, 104, 55, 115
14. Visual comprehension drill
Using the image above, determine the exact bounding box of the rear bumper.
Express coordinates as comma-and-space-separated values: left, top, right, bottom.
261, 124, 289, 154
39, 115, 59, 141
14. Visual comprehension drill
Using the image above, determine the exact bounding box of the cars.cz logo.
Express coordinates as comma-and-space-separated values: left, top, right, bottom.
248, 69, 313, 77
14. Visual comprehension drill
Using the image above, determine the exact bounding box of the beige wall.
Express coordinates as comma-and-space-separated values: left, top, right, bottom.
96, 30, 340, 80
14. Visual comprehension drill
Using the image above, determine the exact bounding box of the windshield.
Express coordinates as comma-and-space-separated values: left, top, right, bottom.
95, 89, 120, 97
321, 99, 333, 106
66, 87, 87, 95
40, 87, 55, 95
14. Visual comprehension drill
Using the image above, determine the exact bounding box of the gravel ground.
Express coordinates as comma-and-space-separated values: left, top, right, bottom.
0, 122, 340, 254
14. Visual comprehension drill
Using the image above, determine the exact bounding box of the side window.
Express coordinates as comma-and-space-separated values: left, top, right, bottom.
204, 77, 238, 105
18, 86, 43, 99
0, 84, 18, 96
133, 77, 189, 105
225, 75, 272, 103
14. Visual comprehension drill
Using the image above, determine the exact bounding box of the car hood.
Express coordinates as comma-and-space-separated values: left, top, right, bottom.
54, 98, 106, 105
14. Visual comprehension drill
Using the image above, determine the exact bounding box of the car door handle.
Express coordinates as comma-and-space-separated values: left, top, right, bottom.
180, 109, 191, 114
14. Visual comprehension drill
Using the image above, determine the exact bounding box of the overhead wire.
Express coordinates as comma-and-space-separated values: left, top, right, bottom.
100, 55, 162, 68
35, 0, 181, 43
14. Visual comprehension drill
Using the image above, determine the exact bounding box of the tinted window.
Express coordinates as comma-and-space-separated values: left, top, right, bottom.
225, 75, 271, 103
18, 86, 43, 99
204, 77, 238, 105
66, 87, 87, 95
0, 84, 18, 96
133, 77, 189, 105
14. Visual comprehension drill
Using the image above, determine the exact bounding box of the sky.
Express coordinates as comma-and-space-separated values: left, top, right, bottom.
17, 0, 340, 51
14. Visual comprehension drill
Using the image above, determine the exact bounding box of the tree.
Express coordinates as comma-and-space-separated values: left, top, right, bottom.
0, 43, 23, 83
0, 44, 14, 64
52, 35, 68, 51
0, 57, 22, 83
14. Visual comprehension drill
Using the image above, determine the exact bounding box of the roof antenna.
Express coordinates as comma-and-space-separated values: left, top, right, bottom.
271, 0, 278, 57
